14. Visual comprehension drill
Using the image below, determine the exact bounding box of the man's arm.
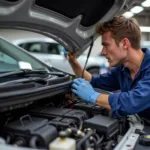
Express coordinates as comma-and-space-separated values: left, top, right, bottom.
96, 94, 111, 110
68, 51, 92, 82
72, 78, 112, 111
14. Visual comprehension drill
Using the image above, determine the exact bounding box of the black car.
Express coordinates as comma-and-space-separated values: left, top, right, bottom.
0, 0, 148, 150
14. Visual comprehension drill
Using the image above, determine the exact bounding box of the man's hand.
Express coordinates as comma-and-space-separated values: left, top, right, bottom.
66, 51, 92, 82
67, 51, 77, 64
71, 78, 101, 104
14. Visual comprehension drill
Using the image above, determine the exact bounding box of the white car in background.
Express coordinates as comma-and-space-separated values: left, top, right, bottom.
4, 36, 109, 75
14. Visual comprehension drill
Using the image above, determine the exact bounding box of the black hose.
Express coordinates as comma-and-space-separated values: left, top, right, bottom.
96, 135, 104, 146
77, 131, 94, 150
90, 135, 104, 148
84, 140, 91, 149
104, 140, 115, 150
29, 136, 39, 148
94, 133, 100, 141
93, 138, 97, 149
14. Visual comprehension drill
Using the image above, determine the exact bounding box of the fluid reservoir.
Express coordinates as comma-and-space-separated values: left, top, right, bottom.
49, 131, 76, 150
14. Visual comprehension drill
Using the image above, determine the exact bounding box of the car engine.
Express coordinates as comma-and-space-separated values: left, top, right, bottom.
0, 91, 131, 150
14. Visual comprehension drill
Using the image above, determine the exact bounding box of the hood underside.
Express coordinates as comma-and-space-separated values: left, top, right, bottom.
0, 0, 134, 53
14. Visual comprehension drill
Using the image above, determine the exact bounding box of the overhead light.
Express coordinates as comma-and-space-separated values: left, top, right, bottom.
123, 11, 134, 18
130, 6, 144, 13
141, 0, 150, 7
140, 26, 150, 32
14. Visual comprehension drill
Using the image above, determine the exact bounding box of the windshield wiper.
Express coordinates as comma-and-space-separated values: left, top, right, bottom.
0, 70, 65, 78
0, 77, 48, 86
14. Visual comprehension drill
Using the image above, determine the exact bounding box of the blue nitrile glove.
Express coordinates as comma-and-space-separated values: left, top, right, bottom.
71, 78, 101, 104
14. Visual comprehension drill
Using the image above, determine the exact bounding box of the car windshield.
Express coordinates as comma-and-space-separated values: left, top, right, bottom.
0, 37, 47, 73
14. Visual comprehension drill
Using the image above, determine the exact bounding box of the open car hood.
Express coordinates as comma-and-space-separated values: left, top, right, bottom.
0, 0, 134, 53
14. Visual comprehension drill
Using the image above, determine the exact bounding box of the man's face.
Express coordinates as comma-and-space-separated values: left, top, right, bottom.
101, 32, 127, 67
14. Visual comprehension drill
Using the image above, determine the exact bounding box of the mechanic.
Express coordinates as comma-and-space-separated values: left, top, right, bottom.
68, 16, 150, 119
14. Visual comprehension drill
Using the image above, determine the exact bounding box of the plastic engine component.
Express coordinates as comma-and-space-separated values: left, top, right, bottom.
83, 114, 118, 138
3, 116, 58, 147
29, 107, 88, 121
74, 102, 109, 116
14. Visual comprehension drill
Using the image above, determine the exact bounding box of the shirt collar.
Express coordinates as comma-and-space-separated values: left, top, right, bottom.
121, 48, 150, 72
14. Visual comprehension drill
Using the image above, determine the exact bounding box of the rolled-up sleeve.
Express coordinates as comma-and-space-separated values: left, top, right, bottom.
108, 71, 150, 118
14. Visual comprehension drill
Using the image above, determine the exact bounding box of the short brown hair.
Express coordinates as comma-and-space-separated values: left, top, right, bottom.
96, 16, 141, 49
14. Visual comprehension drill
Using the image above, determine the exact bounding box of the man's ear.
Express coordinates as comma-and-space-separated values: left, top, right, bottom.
120, 38, 130, 49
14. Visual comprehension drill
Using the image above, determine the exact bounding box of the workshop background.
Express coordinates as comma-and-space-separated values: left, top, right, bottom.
0, 0, 149, 56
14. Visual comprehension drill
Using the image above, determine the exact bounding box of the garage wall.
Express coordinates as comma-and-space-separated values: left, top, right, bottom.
0, 29, 46, 41
135, 15, 150, 41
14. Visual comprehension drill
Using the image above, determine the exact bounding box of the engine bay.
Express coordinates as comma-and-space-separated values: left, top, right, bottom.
0, 93, 131, 150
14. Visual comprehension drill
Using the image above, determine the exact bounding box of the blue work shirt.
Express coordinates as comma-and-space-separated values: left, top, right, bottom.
91, 48, 150, 119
